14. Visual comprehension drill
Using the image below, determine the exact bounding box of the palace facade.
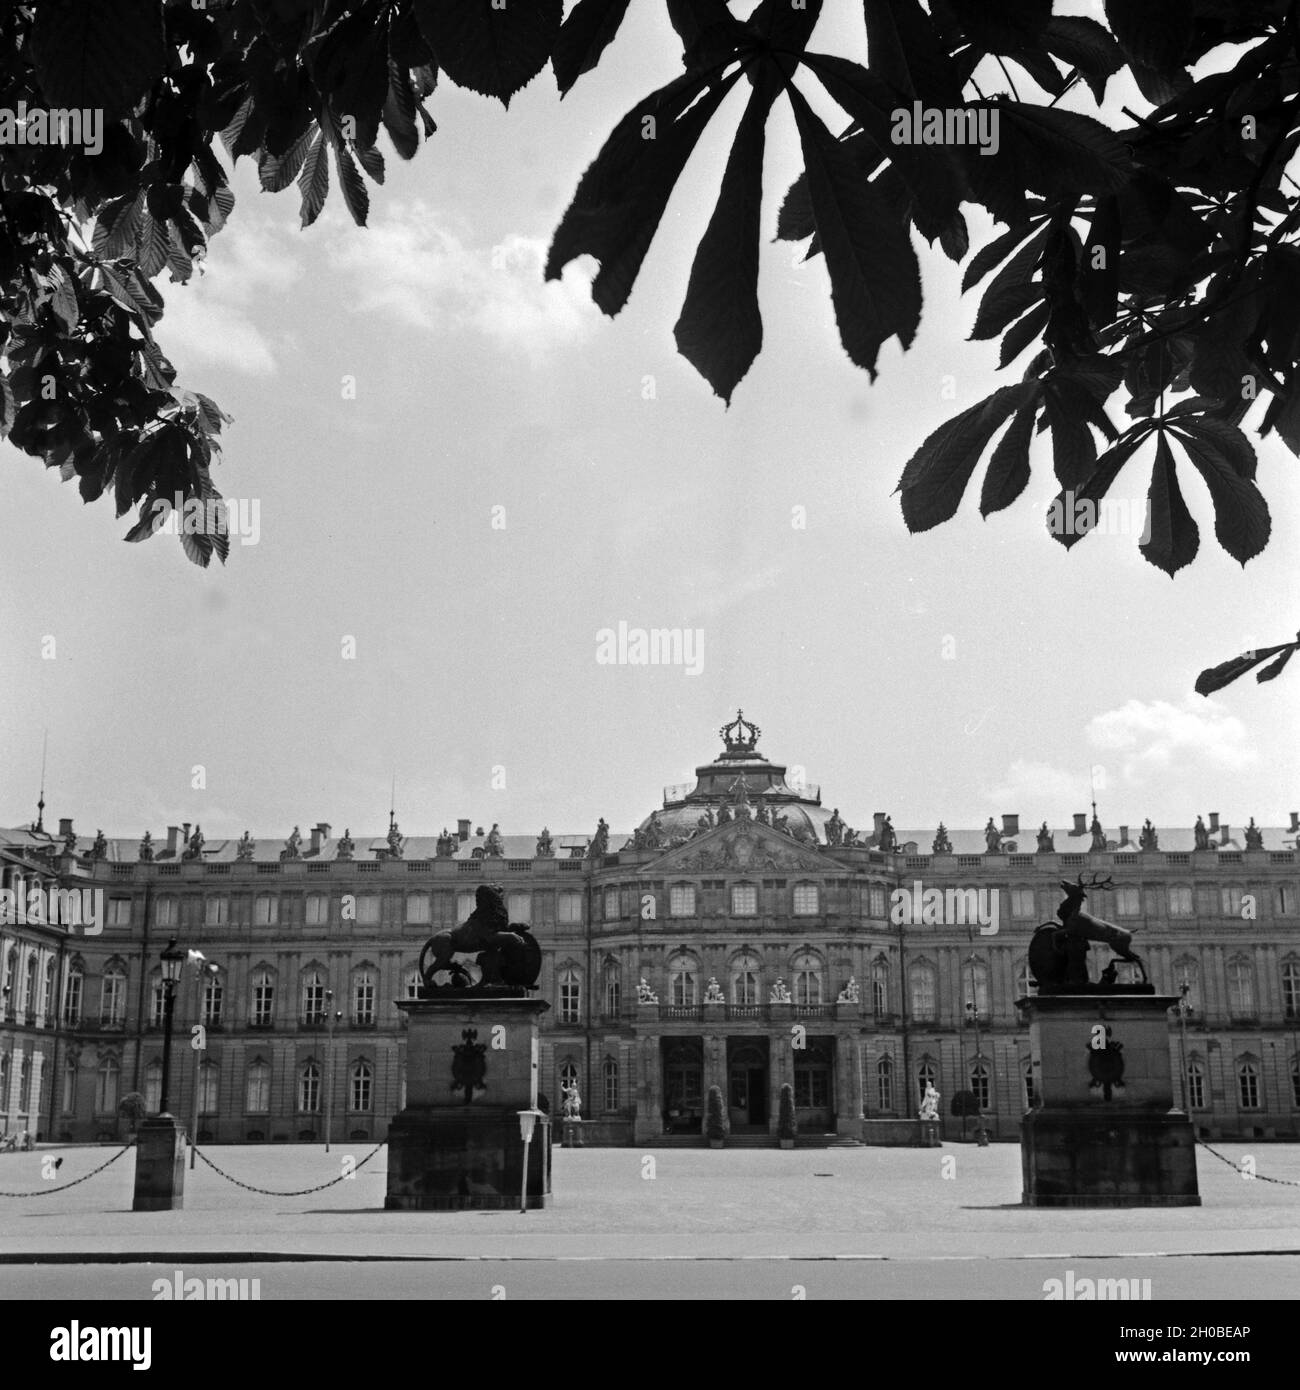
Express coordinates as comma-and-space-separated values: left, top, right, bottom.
3, 712, 1299, 1145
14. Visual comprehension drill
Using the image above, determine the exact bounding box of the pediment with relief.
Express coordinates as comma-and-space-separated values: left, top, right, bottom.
647, 819, 827, 874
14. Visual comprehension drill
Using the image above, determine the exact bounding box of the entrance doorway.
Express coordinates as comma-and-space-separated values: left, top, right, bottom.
794, 1036, 834, 1131
662, 1037, 703, 1134
727, 1038, 769, 1132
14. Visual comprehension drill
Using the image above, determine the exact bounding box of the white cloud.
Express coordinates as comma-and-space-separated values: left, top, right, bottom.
987, 759, 1085, 811
325, 202, 598, 361
158, 218, 304, 374
1085, 696, 1257, 783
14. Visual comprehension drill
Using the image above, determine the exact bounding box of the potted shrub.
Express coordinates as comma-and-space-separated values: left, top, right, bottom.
777, 1083, 798, 1149
705, 1085, 726, 1148
118, 1092, 146, 1144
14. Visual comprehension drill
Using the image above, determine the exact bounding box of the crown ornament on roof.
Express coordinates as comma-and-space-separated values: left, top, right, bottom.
719, 709, 761, 754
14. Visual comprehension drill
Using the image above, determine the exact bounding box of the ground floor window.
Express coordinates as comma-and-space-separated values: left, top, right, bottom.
970, 1061, 990, 1111
350, 1061, 372, 1112
1237, 1062, 1260, 1110
299, 1062, 320, 1113
1187, 1061, 1206, 1110
876, 1055, 893, 1111
602, 1056, 618, 1112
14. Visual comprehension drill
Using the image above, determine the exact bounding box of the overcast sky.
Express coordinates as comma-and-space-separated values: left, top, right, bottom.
2, 2, 1297, 842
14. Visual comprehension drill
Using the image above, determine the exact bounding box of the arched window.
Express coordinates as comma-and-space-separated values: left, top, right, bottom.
731, 952, 761, 1006
559, 968, 581, 1024
203, 971, 223, 1026
668, 955, 697, 1006
1227, 959, 1255, 1017
1187, 1059, 1206, 1110
876, 1055, 894, 1111
350, 1060, 373, 1112
1237, 1060, 1261, 1110
603, 962, 621, 1018
198, 1060, 219, 1114
1240, 1056, 1262, 1112
970, 1060, 991, 1110
298, 1061, 321, 1112
963, 958, 989, 1022
353, 971, 376, 1026
96, 1056, 120, 1112
301, 970, 327, 1024
871, 959, 889, 1017
917, 1058, 937, 1103
42, 958, 56, 1020
144, 1059, 163, 1114
1282, 961, 1300, 1020
63, 962, 83, 1025
23, 954, 37, 1013
251, 970, 275, 1027
792, 952, 822, 1006
101, 968, 127, 1025
602, 1056, 619, 1112
245, 1060, 270, 1113
909, 962, 937, 1023
18, 1053, 31, 1113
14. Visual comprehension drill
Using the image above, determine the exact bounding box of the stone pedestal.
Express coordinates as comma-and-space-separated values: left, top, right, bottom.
386, 996, 552, 1211
1017, 994, 1199, 1207
561, 1118, 584, 1147
132, 1115, 185, 1211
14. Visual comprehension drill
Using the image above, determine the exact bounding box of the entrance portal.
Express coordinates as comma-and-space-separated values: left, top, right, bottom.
794, 1036, 834, 1131
727, 1037, 770, 1132
661, 1037, 703, 1134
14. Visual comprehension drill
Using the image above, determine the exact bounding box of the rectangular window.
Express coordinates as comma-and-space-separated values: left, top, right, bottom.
669, 885, 696, 917
305, 894, 329, 925
1010, 888, 1036, 919
603, 1061, 618, 1113
354, 975, 375, 1025
1221, 887, 1245, 917
245, 1064, 270, 1113
456, 892, 476, 922
1276, 885, 1295, 916
405, 893, 430, 924
101, 974, 126, 1025
253, 980, 274, 1027
1168, 886, 1194, 916
355, 894, 380, 924
792, 884, 819, 916
1114, 887, 1141, 916
731, 885, 758, 917
560, 974, 581, 1025
507, 892, 531, 923
1187, 1066, 1205, 1110
1238, 1067, 1260, 1109
603, 889, 620, 921
203, 977, 223, 1026
254, 895, 278, 925
204, 896, 228, 926
62, 973, 82, 1026
155, 897, 177, 927
107, 898, 130, 926
557, 892, 583, 924
794, 1070, 829, 1109
867, 886, 886, 919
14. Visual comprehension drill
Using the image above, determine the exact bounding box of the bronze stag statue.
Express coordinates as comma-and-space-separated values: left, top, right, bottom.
1027, 874, 1150, 994
418, 883, 541, 994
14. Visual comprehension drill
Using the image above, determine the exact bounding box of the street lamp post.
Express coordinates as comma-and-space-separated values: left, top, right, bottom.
324, 989, 341, 1152
1177, 980, 1193, 1112
132, 937, 186, 1210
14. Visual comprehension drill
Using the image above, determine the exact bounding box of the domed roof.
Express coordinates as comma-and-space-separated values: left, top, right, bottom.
632, 711, 840, 847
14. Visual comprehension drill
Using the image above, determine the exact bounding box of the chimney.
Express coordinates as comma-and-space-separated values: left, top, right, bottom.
1290, 812, 1298, 833
457, 818, 471, 842
1002, 813, 1019, 837
873, 812, 886, 838
166, 826, 180, 856
182, 822, 191, 846
1072, 813, 1087, 835
58, 817, 73, 839
310, 823, 330, 854
1220, 823, 1230, 846
1119, 825, 1129, 847
1208, 812, 1219, 833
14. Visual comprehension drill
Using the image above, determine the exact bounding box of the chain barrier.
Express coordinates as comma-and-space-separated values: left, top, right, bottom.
193, 1141, 386, 1196
0, 1144, 132, 1197
1198, 1138, 1300, 1187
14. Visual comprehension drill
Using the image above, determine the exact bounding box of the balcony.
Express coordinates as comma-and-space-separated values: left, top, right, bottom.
658, 1005, 702, 1022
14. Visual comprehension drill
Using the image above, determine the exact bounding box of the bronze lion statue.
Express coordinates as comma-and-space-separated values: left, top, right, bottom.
418, 883, 541, 992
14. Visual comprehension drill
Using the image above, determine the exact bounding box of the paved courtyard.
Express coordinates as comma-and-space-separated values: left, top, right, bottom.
0, 1140, 1296, 1287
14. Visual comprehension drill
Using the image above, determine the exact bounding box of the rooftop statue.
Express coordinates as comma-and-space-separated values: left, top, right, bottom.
417, 883, 540, 994
825, 808, 844, 846
877, 816, 896, 852
984, 817, 1002, 854
483, 823, 504, 857
1245, 818, 1264, 851
1027, 874, 1149, 994
184, 824, 205, 860
138, 830, 154, 862
386, 817, 404, 859
236, 830, 255, 861
1139, 819, 1158, 851
1194, 815, 1210, 851
932, 824, 952, 855
1089, 814, 1107, 851
90, 829, 107, 861
281, 825, 301, 861
536, 827, 554, 858
337, 829, 355, 861
435, 827, 456, 858
1036, 822, 1054, 852
589, 818, 609, 859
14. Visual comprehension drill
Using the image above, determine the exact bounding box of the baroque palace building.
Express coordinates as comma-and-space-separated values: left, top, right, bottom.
2, 712, 1299, 1146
